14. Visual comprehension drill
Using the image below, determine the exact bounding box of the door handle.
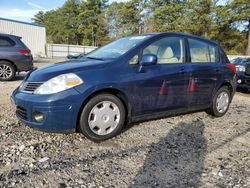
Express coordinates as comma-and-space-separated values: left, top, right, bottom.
216, 69, 221, 73
179, 68, 186, 74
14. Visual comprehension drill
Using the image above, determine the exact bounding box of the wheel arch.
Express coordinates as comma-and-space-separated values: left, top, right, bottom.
0, 59, 17, 71
216, 81, 234, 102
76, 87, 131, 132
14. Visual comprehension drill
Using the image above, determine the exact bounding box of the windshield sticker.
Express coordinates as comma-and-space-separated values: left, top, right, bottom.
129, 36, 149, 40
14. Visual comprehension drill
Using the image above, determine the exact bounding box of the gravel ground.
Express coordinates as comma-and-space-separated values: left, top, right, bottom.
0, 59, 249, 187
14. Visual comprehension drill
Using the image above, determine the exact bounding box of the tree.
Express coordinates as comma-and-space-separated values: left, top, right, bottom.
227, 0, 250, 55
207, 0, 249, 54
78, 0, 109, 46
31, 0, 249, 54
107, 0, 143, 38
186, 0, 214, 36
32, 11, 46, 24
150, 0, 188, 32
33, 0, 81, 44
61, 0, 81, 44
209, 4, 247, 54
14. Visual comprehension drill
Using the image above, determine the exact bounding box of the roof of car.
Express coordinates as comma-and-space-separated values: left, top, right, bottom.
133, 32, 219, 45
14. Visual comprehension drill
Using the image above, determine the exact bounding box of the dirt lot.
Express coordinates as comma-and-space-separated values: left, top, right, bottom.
0, 59, 249, 187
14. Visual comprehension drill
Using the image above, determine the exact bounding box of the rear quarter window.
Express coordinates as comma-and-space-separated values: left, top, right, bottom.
0, 36, 16, 47
188, 38, 219, 63
220, 48, 230, 64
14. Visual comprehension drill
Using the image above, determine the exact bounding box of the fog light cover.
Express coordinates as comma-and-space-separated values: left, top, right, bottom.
237, 79, 242, 84
33, 111, 44, 122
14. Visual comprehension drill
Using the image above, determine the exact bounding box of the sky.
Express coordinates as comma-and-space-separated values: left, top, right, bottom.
0, 0, 127, 22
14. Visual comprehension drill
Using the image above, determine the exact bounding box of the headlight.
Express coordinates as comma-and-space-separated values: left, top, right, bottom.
34, 73, 83, 94
236, 65, 246, 72
19, 81, 26, 91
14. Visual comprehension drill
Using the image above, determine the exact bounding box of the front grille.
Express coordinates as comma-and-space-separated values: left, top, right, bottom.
16, 106, 28, 120
23, 82, 43, 92
246, 64, 250, 75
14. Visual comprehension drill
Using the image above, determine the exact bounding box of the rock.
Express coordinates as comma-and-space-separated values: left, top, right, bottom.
38, 157, 49, 163
19, 145, 25, 152
218, 171, 223, 177
0, 79, 250, 187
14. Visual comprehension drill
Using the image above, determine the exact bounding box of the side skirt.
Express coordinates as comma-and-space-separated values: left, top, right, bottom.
131, 104, 210, 123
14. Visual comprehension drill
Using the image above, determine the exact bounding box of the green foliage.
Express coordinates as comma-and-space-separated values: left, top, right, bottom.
150, 0, 188, 32
107, 1, 141, 38
227, 0, 250, 54
32, 0, 250, 54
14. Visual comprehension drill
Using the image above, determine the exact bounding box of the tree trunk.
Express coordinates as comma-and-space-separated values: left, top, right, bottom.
246, 19, 250, 55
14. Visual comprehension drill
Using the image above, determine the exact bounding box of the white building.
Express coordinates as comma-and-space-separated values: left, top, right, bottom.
0, 17, 46, 57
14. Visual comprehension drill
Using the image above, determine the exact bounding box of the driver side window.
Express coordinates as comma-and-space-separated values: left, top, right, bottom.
143, 37, 184, 64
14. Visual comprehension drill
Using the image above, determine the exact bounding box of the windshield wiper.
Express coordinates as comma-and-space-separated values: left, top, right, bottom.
86, 56, 104, 61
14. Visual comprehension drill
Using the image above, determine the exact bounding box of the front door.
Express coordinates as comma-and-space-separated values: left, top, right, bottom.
130, 36, 190, 116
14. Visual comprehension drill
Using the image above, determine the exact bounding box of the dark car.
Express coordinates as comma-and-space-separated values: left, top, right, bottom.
231, 57, 250, 91
12, 32, 237, 142
0, 33, 33, 81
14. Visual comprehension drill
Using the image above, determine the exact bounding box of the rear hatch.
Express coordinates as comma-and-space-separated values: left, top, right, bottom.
14, 36, 33, 58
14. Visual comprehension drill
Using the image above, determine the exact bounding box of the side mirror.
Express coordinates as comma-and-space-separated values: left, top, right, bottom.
138, 54, 157, 73
140, 54, 157, 66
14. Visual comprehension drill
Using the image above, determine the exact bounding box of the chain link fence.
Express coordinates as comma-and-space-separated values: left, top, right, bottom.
47, 44, 97, 58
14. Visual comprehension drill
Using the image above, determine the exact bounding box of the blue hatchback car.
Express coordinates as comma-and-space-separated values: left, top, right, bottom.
12, 32, 237, 142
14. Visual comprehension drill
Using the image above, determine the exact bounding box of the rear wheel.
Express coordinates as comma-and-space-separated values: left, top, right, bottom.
207, 86, 230, 117
79, 93, 126, 142
0, 61, 16, 81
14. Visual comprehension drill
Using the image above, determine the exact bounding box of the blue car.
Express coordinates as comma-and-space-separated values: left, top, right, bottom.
12, 32, 237, 142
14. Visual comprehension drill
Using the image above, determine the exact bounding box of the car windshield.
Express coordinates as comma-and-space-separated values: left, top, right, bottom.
84, 35, 151, 60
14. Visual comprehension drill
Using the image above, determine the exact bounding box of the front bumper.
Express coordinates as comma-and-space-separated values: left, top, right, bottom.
11, 88, 84, 133
236, 73, 250, 89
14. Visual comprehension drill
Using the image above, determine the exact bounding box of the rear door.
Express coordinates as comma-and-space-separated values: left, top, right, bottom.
187, 38, 221, 107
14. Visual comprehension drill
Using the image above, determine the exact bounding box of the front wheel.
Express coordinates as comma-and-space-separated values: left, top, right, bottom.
79, 93, 126, 142
207, 86, 230, 117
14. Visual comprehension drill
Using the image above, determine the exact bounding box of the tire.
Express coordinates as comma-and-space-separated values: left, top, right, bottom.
79, 93, 126, 142
0, 61, 16, 81
207, 86, 230, 117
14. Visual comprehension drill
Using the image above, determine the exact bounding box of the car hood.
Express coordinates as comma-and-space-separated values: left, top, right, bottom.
26, 59, 111, 82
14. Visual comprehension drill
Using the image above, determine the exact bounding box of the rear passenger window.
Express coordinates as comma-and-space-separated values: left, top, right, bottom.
188, 39, 218, 63
143, 37, 184, 64
0, 37, 15, 47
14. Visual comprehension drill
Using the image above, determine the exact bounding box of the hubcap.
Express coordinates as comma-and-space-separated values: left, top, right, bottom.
0, 65, 12, 79
88, 101, 120, 135
216, 92, 229, 113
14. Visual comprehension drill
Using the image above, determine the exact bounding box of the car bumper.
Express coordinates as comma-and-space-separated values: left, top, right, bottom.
236, 74, 250, 89
11, 88, 84, 133
15, 56, 33, 72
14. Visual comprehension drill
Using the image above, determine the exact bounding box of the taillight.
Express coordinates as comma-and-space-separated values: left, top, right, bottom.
18, 49, 32, 56
226, 63, 236, 73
